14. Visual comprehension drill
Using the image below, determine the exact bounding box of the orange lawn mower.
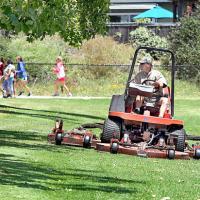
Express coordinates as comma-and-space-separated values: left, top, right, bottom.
96, 46, 200, 160
47, 46, 200, 160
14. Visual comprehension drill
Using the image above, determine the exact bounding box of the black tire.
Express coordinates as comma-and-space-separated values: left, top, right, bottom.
194, 149, 200, 159
167, 149, 175, 160
110, 142, 119, 154
173, 129, 186, 152
55, 133, 62, 145
83, 135, 91, 148
101, 118, 121, 143
109, 95, 125, 112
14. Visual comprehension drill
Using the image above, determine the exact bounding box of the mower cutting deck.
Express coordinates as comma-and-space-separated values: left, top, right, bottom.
96, 139, 200, 160
48, 119, 101, 148
96, 143, 190, 159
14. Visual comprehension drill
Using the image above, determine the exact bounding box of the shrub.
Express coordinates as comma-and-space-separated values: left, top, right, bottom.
80, 35, 134, 78
169, 5, 200, 83
6, 33, 70, 81
5, 34, 134, 81
0, 36, 14, 59
129, 27, 169, 60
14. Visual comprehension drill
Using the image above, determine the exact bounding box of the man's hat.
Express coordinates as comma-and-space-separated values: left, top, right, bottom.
140, 57, 152, 65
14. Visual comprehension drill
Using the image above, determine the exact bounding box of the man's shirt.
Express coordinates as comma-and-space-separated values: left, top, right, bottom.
134, 69, 167, 98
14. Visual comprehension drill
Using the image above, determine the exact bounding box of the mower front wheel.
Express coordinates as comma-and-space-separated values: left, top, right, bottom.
171, 129, 186, 152
101, 118, 121, 143
175, 130, 186, 152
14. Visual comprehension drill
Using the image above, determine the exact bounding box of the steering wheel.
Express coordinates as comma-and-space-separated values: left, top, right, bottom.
141, 79, 160, 93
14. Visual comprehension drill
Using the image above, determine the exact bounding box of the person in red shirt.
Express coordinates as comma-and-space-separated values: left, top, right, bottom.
0, 57, 6, 93
52, 56, 72, 96
0, 57, 5, 78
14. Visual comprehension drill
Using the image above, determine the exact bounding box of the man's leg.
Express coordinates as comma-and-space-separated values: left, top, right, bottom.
159, 97, 168, 118
134, 95, 144, 113
135, 95, 144, 108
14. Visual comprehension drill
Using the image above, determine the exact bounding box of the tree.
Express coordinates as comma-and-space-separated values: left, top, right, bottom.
169, 4, 200, 82
0, 0, 109, 46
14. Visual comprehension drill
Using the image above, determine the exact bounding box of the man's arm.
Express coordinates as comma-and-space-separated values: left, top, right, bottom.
134, 72, 142, 84
153, 71, 167, 88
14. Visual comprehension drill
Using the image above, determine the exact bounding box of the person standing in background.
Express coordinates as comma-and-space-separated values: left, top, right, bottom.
0, 57, 5, 78
16, 56, 32, 96
3, 59, 15, 98
0, 57, 5, 93
52, 56, 72, 97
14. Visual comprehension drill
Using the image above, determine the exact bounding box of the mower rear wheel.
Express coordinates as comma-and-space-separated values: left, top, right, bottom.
167, 149, 175, 159
174, 129, 186, 152
110, 142, 119, 154
83, 135, 91, 148
101, 118, 121, 143
55, 133, 62, 145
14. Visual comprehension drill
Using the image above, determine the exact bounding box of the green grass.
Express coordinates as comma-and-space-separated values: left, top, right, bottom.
30, 73, 200, 98
27, 66, 200, 97
0, 98, 200, 200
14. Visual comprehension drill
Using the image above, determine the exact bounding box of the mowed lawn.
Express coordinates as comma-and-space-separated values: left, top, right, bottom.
0, 98, 200, 200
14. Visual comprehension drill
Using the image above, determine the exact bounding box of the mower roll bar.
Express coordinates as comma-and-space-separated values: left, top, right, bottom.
125, 46, 176, 117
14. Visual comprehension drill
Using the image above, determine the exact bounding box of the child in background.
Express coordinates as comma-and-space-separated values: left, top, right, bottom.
16, 56, 32, 96
3, 59, 15, 98
52, 56, 72, 96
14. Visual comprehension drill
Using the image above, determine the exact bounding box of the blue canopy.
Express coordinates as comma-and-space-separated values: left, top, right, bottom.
134, 5, 173, 19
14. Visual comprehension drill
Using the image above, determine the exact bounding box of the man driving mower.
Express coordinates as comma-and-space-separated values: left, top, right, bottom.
133, 57, 168, 118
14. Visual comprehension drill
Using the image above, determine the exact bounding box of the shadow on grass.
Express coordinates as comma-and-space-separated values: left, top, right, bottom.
0, 103, 144, 194
0, 153, 144, 194
0, 105, 105, 121
0, 130, 78, 153
0, 130, 46, 141
0, 109, 82, 123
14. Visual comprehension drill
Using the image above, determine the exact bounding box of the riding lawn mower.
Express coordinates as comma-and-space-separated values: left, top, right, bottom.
48, 46, 200, 160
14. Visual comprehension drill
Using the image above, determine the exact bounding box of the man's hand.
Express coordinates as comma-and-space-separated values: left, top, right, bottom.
152, 81, 160, 89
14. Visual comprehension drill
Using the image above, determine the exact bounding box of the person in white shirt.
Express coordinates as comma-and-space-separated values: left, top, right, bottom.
3, 59, 15, 98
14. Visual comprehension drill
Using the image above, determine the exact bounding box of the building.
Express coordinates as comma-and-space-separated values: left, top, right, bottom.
109, 0, 173, 23
107, 0, 197, 41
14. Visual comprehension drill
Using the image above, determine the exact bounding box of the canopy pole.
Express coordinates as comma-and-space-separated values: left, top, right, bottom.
172, 1, 178, 22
